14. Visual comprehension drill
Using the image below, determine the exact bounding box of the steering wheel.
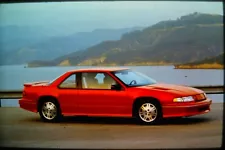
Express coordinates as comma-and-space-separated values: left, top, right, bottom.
129, 80, 137, 85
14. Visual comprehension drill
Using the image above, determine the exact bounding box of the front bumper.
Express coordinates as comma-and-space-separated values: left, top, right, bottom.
162, 98, 212, 118
19, 98, 37, 113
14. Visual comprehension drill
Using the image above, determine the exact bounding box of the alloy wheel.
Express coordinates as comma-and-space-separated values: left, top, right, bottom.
41, 101, 57, 120
138, 103, 158, 123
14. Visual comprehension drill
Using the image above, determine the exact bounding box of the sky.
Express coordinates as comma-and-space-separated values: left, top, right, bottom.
0, 1, 223, 34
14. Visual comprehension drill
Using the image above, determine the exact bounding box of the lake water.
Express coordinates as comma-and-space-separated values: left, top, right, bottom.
0, 65, 224, 107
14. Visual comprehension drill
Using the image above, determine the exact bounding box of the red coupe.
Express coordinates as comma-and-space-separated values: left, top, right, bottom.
19, 68, 212, 124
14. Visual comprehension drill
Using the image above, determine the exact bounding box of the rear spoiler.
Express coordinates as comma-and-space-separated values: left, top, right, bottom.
24, 81, 50, 87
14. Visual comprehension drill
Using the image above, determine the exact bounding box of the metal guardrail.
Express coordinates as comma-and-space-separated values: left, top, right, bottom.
191, 85, 224, 94
0, 90, 22, 99
0, 85, 224, 107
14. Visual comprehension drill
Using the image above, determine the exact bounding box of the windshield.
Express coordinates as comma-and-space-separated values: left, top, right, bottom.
112, 70, 157, 87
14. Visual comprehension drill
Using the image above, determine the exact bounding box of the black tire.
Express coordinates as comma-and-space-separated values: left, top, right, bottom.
38, 98, 62, 122
134, 100, 162, 125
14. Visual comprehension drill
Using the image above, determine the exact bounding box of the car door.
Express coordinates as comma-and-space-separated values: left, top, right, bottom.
76, 72, 132, 116
57, 73, 79, 115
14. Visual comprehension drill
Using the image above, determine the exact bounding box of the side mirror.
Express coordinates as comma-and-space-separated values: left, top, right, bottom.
111, 83, 122, 91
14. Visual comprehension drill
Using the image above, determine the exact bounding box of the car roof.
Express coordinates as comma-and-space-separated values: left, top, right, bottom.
67, 67, 130, 73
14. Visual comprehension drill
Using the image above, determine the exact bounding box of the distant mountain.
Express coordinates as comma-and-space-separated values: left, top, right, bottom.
0, 25, 59, 52
174, 53, 224, 69
28, 12, 223, 67
28, 27, 143, 57
0, 26, 143, 65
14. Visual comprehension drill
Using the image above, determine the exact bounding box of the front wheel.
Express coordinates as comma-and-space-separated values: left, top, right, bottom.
38, 99, 62, 122
135, 101, 162, 125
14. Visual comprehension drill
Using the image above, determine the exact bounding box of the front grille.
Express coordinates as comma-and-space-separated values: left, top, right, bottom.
194, 93, 206, 102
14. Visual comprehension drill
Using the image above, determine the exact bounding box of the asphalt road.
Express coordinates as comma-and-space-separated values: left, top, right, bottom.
0, 103, 223, 149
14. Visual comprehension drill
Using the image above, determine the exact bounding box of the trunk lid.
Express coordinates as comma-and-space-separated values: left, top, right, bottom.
24, 81, 50, 87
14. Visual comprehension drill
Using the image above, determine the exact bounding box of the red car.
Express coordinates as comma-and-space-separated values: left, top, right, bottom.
19, 68, 212, 124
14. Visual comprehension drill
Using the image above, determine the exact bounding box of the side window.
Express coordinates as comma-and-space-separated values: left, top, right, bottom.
102, 73, 116, 89
82, 72, 99, 89
82, 72, 116, 89
95, 73, 105, 84
59, 74, 76, 88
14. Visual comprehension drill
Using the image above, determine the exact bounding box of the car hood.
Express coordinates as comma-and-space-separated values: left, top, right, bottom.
138, 83, 203, 96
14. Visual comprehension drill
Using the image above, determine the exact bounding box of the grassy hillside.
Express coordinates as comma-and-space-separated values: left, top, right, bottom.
174, 53, 224, 69
28, 12, 224, 67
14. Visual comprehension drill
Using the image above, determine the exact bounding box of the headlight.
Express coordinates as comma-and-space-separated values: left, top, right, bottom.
173, 96, 194, 102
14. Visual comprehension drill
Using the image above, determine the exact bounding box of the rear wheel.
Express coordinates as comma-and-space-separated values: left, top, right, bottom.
135, 100, 162, 125
38, 99, 62, 122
